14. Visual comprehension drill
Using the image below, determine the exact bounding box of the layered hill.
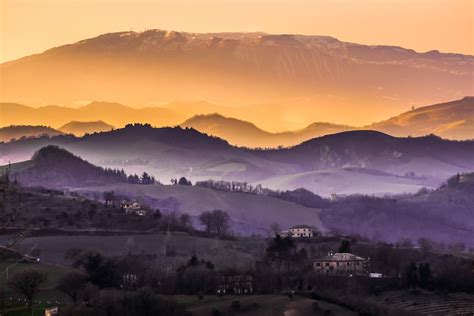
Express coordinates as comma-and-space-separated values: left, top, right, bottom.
0, 101, 185, 129
181, 98, 474, 147
181, 114, 352, 148
59, 120, 114, 136
321, 172, 474, 246
1, 125, 473, 195
1, 29, 472, 127
7, 145, 129, 187
368, 97, 474, 140
0, 125, 63, 142
3, 146, 326, 234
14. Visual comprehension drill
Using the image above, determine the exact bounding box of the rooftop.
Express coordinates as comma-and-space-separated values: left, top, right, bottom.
315, 252, 367, 262
290, 225, 312, 229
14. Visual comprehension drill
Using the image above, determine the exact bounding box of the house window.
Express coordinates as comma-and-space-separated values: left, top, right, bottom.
316, 263, 321, 266
325, 263, 329, 267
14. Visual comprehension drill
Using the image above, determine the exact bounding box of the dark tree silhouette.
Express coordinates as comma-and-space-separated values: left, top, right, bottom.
57, 272, 88, 305
404, 262, 418, 290
9, 269, 47, 312
338, 239, 351, 253
198, 210, 229, 236
199, 211, 214, 234
178, 177, 192, 186
418, 263, 432, 289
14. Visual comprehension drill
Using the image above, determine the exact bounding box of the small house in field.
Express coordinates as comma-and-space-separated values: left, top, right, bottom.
289, 225, 314, 238
121, 201, 146, 216
314, 252, 370, 276
217, 275, 253, 295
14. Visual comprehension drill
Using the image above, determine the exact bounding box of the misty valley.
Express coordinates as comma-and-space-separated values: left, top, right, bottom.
1, 15, 473, 316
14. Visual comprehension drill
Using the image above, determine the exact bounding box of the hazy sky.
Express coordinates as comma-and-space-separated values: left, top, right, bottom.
1, 0, 472, 63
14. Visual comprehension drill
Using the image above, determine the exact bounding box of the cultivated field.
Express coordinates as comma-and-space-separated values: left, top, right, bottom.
366, 290, 474, 315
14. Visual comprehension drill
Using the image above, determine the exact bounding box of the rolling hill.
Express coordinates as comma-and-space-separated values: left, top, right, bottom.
321, 172, 474, 246
7, 145, 130, 187
368, 97, 474, 140
0, 101, 185, 129
4, 146, 326, 235
0, 125, 63, 142
4, 145, 474, 243
2, 97, 472, 147
181, 114, 353, 148
75, 182, 326, 235
59, 120, 114, 136
181, 98, 474, 147
1, 125, 473, 196
1, 29, 472, 129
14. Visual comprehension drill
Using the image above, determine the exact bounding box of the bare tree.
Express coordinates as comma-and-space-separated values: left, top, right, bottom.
199, 211, 213, 234
179, 213, 191, 229
103, 191, 115, 207
270, 223, 282, 236
212, 210, 229, 236
57, 272, 88, 305
9, 269, 47, 312
199, 210, 229, 236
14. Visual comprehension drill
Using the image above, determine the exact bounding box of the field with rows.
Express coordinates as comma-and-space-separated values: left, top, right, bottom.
366, 290, 474, 315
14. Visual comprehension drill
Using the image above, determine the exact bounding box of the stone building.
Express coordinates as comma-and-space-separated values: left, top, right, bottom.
314, 252, 370, 276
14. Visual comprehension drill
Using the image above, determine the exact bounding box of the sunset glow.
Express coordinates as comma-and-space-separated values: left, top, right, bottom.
1, 0, 472, 63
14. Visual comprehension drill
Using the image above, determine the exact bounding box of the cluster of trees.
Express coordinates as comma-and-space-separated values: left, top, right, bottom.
198, 210, 230, 236
322, 191, 474, 250
43, 250, 187, 315
195, 180, 266, 194
404, 262, 432, 290
8, 269, 47, 312
258, 235, 311, 274
126, 171, 156, 185
194, 180, 329, 208
170, 177, 192, 186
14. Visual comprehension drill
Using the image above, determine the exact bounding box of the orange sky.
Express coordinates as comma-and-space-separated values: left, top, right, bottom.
0, 0, 472, 63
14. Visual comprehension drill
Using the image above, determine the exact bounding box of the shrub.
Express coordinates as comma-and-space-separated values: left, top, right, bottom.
231, 300, 241, 310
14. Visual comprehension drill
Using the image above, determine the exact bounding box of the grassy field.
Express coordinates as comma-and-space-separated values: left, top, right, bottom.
0, 261, 73, 315
0, 232, 266, 269
75, 183, 326, 235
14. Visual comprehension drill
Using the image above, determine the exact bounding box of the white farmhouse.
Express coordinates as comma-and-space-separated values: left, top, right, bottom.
289, 225, 314, 238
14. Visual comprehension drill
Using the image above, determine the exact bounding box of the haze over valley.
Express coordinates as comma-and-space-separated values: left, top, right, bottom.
1, 9, 474, 315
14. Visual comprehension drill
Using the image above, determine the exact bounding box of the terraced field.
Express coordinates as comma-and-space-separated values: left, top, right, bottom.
366, 290, 474, 315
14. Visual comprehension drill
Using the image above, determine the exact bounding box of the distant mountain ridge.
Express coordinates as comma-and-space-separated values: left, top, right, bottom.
367, 96, 474, 140
1, 29, 472, 127
0, 125, 63, 142
1, 125, 473, 196
59, 120, 114, 136
181, 114, 352, 148
0, 101, 185, 129
1, 97, 472, 148
181, 97, 473, 147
